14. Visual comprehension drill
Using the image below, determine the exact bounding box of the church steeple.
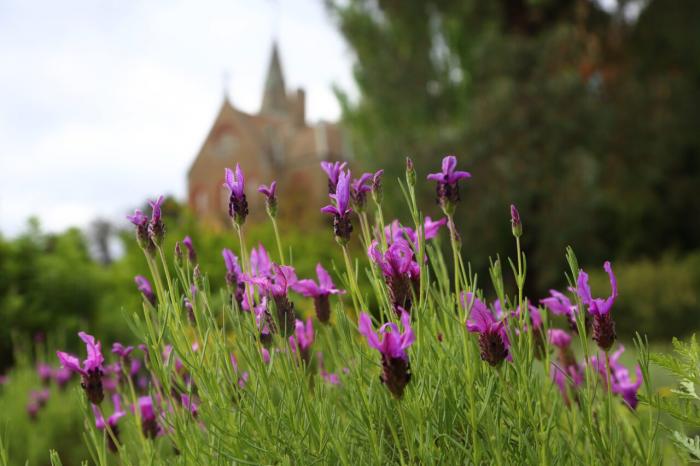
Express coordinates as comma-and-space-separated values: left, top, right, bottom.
260, 42, 288, 115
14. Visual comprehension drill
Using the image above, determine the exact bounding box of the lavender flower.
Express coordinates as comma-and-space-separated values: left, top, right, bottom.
321, 169, 353, 245
56, 332, 105, 404
317, 352, 341, 385
92, 394, 126, 452
222, 248, 245, 309
230, 354, 249, 389
385, 216, 447, 246
358, 311, 414, 398
541, 289, 580, 333
54, 366, 72, 389
369, 240, 419, 314
427, 155, 471, 215
26, 400, 39, 421
31, 388, 50, 408
112, 342, 134, 359
265, 264, 298, 335
261, 347, 271, 365
590, 346, 643, 409
320, 161, 348, 194
258, 181, 278, 217
182, 236, 197, 263
224, 165, 248, 226
292, 263, 345, 323
138, 395, 160, 439
37, 363, 53, 386
289, 318, 314, 364
577, 261, 618, 351
548, 329, 572, 349
134, 275, 156, 306
126, 209, 155, 256
371, 169, 384, 204
180, 394, 199, 417
510, 204, 522, 238
463, 293, 510, 366
147, 196, 166, 246
350, 172, 372, 212
250, 244, 273, 279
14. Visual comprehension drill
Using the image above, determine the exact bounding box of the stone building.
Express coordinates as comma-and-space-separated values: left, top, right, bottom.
187, 43, 350, 227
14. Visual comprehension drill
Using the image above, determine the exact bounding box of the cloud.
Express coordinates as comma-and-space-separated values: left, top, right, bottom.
0, 0, 356, 235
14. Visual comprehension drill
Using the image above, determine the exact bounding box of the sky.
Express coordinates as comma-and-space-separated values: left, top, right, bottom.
0, 0, 356, 236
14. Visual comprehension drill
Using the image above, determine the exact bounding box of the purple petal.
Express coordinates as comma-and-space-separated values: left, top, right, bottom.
358, 313, 381, 350
548, 329, 572, 348
56, 351, 84, 375
442, 155, 457, 175
291, 279, 321, 297
316, 263, 334, 291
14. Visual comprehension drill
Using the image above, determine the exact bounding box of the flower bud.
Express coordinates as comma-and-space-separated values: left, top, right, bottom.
174, 241, 184, 267
405, 157, 416, 187
510, 204, 522, 238
371, 169, 384, 204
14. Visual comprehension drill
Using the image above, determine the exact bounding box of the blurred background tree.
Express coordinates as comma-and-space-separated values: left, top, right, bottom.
326, 0, 700, 296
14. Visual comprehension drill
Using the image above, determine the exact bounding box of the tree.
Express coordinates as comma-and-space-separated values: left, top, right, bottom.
326, 0, 700, 293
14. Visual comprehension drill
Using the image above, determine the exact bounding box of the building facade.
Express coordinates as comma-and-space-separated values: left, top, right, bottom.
187, 43, 349, 226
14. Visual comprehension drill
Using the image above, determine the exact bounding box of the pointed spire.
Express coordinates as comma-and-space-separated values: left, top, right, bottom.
260, 42, 288, 115
222, 69, 231, 101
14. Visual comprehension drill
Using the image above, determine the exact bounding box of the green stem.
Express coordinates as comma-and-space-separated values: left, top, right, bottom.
270, 215, 285, 265
447, 215, 461, 308
342, 245, 364, 312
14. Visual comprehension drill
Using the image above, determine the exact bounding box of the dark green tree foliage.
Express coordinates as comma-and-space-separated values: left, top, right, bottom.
0, 219, 105, 370
326, 0, 700, 293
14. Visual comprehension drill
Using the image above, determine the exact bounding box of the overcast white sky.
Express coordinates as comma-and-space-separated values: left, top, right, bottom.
0, 0, 356, 236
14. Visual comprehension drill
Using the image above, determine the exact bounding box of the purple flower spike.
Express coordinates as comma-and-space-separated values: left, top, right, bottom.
137, 396, 160, 439
463, 293, 510, 366
369, 240, 419, 314
350, 172, 373, 211
321, 169, 353, 245
591, 346, 643, 410
292, 263, 345, 323
56, 332, 105, 404
127, 209, 155, 256
182, 236, 197, 263
134, 275, 156, 306
258, 181, 278, 217
37, 363, 53, 386
427, 155, 471, 214
222, 248, 245, 309
250, 244, 273, 278
548, 329, 572, 349
147, 196, 166, 246
54, 366, 72, 388
577, 261, 618, 351
321, 161, 348, 194
263, 264, 298, 335
289, 318, 314, 364
224, 165, 248, 225
358, 311, 414, 398
112, 343, 134, 359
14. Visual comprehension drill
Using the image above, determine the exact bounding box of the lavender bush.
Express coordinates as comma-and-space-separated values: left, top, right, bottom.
3, 156, 668, 464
